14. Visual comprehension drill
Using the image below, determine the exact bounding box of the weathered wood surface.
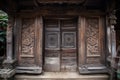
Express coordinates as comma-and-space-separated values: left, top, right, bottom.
14, 15, 107, 73
78, 16, 106, 74
0, 0, 107, 13
36, 0, 85, 3
44, 19, 77, 72
16, 16, 43, 74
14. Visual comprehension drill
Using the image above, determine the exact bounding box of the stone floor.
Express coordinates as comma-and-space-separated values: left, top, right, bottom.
15, 72, 109, 80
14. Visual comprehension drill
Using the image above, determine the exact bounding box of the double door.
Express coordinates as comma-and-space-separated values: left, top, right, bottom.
44, 18, 77, 72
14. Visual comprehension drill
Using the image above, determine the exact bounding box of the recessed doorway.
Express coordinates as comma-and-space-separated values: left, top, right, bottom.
44, 18, 77, 72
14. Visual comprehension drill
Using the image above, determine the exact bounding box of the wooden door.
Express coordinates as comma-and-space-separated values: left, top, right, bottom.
44, 18, 77, 72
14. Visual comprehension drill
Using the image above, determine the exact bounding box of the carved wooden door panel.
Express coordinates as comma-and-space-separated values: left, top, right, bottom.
44, 19, 77, 72
16, 17, 43, 74
78, 16, 106, 74
20, 19, 36, 67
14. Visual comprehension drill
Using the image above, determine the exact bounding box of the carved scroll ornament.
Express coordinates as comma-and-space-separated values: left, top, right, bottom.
86, 18, 99, 56
21, 19, 35, 55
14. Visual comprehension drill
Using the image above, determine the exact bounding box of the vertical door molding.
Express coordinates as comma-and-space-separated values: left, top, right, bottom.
14, 17, 21, 62
34, 16, 43, 68
78, 16, 86, 70
99, 17, 106, 64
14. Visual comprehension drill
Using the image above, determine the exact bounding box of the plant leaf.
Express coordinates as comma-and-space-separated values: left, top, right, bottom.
0, 38, 5, 42
0, 31, 6, 35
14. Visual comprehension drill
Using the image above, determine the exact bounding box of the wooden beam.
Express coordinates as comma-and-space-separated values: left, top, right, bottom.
36, 0, 85, 4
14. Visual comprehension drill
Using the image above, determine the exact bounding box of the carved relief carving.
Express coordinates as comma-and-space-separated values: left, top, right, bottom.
21, 19, 35, 55
45, 32, 59, 49
19, 18, 35, 66
62, 32, 76, 48
86, 18, 99, 56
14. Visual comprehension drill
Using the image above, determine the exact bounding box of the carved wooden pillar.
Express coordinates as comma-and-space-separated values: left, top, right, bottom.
107, 11, 117, 65
6, 16, 13, 61
4, 15, 15, 64
108, 11, 117, 80
0, 15, 16, 80
111, 25, 117, 58
106, 22, 112, 58
109, 11, 117, 59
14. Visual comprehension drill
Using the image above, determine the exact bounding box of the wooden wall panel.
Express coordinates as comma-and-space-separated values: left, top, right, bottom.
79, 16, 106, 74
16, 17, 43, 74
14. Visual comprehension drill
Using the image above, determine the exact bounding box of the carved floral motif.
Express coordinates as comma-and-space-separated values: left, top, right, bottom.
21, 19, 35, 55
86, 18, 99, 56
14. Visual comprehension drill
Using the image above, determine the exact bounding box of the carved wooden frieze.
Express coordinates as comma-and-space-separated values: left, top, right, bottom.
85, 17, 100, 64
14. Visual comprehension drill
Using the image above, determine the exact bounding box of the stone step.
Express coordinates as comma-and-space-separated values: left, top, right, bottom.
15, 72, 109, 80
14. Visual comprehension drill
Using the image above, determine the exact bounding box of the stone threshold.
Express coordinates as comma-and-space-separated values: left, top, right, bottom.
15, 72, 109, 80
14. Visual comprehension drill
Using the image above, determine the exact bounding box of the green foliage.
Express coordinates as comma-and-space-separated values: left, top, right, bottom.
0, 14, 8, 28
0, 31, 6, 42
0, 10, 8, 56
